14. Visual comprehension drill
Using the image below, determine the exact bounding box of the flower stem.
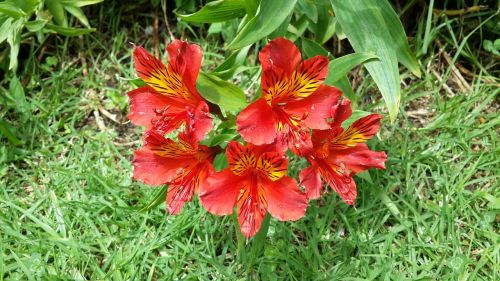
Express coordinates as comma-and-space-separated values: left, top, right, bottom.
246, 213, 271, 272
232, 211, 246, 263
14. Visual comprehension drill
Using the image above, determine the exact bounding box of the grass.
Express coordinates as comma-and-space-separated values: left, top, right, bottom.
1, 1, 499, 280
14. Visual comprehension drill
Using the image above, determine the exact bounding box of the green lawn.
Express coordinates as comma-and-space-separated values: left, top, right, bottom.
1, 2, 499, 280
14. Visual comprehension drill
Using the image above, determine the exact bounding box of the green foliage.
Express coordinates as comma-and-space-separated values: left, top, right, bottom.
177, 0, 246, 23
1, 1, 499, 279
0, 0, 102, 71
178, 0, 419, 121
227, 0, 297, 49
196, 71, 247, 114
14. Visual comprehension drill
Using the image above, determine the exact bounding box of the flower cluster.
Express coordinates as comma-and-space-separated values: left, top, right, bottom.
128, 38, 387, 238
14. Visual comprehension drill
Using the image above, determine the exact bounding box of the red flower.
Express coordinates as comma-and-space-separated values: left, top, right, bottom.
128, 40, 212, 141
199, 141, 308, 238
236, 38, 341, 154
132, 131, 216, 214
300, 99, 387, 204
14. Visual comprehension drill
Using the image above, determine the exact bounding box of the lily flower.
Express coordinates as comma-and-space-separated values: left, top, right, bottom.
300, 99, 387, 204
132, 130, 216, 214
128, 40, 212, 141
236, 37, 341, 154
199, 141, 308, 238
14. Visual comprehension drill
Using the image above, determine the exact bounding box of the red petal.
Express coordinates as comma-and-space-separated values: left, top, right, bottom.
166, 183, 190, 215
133, 46, 200, 103
285, 85, 341, 130
190, 102, 213, 141
262, 177, 307, 221
318, 163, 357, 205
143, 131, 196, 158
134, 47, 167, 83
226, 141, 256, 176
132, 148, 193, 185
287, 56, 329, 100
237, 98, 277, 145
199, 169, 243, 216
300, 166, 323, 199
237, 184, 267, 238
330, 114, 382, 148
259, 37, 301, 76
166, 40, 203, 96
167, 163, 214, 215
261, 56, 329, 104
331, 99, 352, 128
329, 144, 387, 173
256, 152, 288, 181
127, 86, 169, 128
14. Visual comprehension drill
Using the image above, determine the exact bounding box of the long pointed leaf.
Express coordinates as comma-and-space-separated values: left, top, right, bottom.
325, 52, 379, 85
330, 0, 400, 121
376, 0, 421, 77
177, 0, 246, 23
227, 0, 297, 50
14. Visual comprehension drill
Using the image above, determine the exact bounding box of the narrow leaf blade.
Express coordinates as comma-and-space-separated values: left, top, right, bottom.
330, 0, 400, 121
227, 0, 297, 50
178, 0, 246, 23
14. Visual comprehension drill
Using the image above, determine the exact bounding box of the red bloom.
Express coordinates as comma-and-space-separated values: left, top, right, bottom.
128, 40, 212, 141
300, 100, 387, 204
199, 141, 308, 238
236, 38, 341, 154
132, 131, 216, 214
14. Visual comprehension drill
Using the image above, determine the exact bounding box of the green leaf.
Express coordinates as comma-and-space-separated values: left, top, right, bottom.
45, 0, 68, 27
61, 0, 104, 7
227, 0, 297, 50
196, 72, 247, 114
6, 0, 38, 14
45, 24, 95, 36
130, 78, 146, 87
269, 12, 292, 39
243, 0, 260, 16
178, 0, 246, 23
356, 171, 373, 184
0, 2, 26, 18
376, 0, 420, 77
212, 45, 251, 80
311, 0, 336, 44
7, 19, 22, 70
63, 5, 90, 28
331, 75, 355, 102
213, 153, 229, 172
0, 119, 22, 145
325, 52, 379, 85
286, 15, 309, 41
297, 0, 317, 23
139, 186, 168, 212
25, 19, 48, 32
9, 76, 28, 113
207, 133, 236, 147
301, 38, 328, 59
330, 0, 400, 121
0, 17, 13, 44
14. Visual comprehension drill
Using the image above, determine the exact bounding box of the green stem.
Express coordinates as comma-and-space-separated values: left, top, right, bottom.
246, 213, 271, 272
232, 211, 246, 263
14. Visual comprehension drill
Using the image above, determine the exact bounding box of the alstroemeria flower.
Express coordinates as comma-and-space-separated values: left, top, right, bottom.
128, 40, 212, 141
199, 141, 308, 238
236, 37, 341, 154
132, 130, 216, 214
300, 99, 387, 204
